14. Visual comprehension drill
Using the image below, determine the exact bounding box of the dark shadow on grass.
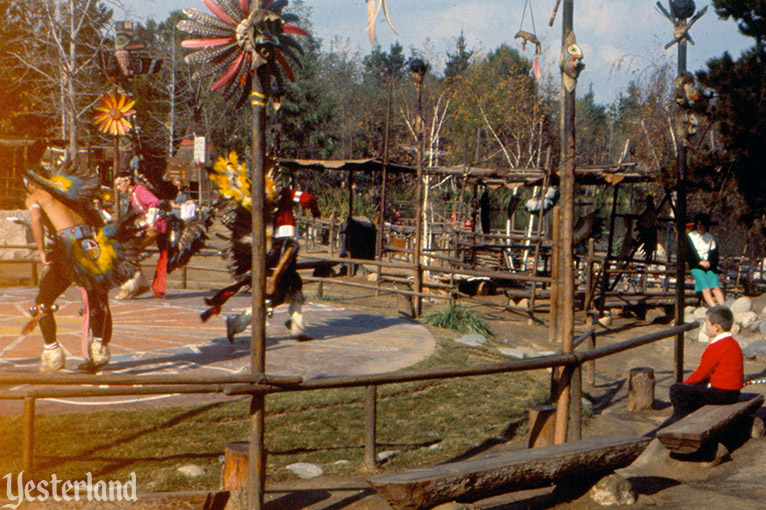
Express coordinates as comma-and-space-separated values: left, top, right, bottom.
270, 439, 440, 457
34, 401, 229, 474
443, 418, 525, 463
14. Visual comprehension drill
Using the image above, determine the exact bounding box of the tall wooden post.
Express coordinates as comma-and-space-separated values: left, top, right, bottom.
411, 59, 428, 317
555, 0, 577, 444
249, 67, 269, 510
673, 34, 688, 384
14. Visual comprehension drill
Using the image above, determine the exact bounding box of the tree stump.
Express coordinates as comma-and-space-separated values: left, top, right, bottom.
627, 367, 654, 411
528, 405, 556, 448
222, 441, 249, 490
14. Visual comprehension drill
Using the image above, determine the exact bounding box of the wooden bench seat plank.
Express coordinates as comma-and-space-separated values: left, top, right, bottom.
657, 392, 764, 454
367, 435, 650, 510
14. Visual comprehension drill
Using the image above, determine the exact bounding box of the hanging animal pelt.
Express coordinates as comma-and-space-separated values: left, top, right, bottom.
524, 187, 559, 214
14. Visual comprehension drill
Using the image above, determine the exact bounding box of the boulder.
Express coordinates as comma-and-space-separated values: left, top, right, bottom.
286, 462, 323, 479
177, 464, 205, 477
731, 296, 753, 313
455, 334, 487, 347
734, 311, 757, 329
589, 474, 637, 506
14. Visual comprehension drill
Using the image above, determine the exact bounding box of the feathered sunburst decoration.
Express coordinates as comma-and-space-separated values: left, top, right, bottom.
93, 91, 136, 135
177, 0, 306, 105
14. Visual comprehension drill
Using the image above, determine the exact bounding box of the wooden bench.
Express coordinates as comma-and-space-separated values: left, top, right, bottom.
657, 392, 765, 454
367, 435, 650, 510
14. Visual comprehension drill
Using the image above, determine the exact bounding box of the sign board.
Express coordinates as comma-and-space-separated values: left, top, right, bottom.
193, 136, 206, 164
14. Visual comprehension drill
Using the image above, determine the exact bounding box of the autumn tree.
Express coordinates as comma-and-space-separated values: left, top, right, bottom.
10, 0, 113, 164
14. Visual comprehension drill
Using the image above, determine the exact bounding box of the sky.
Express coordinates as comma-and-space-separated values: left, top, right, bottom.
115, 0, 754, 104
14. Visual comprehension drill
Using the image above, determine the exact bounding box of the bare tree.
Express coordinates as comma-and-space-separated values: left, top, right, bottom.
10, 0, 113, 164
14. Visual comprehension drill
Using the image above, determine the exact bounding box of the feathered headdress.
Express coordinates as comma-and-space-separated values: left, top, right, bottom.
24, 152, 100, 211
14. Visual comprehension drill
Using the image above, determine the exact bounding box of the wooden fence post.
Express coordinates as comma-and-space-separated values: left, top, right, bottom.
364, 385, 377, 466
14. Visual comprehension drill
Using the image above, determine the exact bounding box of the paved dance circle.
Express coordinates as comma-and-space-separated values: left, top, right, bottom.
0, 287, 436, 412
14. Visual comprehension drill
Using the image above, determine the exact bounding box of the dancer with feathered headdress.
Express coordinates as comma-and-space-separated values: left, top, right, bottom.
23, 158, 142, 372
201, 151, 319, 342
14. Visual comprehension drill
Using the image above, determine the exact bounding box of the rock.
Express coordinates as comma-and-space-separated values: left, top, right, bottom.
684, 306, 696, 319
731, 296, 753, 313
734, 311, 757, 329
627, 438, 669, 469
376, 450, 401, 462
582, 397, 594, 417
432, 503, 478, 510
742, 342, 758, 360
597, 313, 612, 327
589, 473, 637, 506
286, 462, 323, 479
645, 308, 666, 324
744, 340, 766, 360
177, 464, 205, 477
685, 327, 700, 341
749, 319, 765, 333
693, 307, 707, 320
698, 328, 710, 343
497, 347, 526, 359
761, 321, 766, 335
760, 305, 766, 317
455, 334, 487, 347
509, 298, 529, 310
731, 323, 741, 335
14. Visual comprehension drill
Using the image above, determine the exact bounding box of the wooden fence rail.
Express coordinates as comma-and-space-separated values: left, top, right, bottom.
5, 321, 697, 473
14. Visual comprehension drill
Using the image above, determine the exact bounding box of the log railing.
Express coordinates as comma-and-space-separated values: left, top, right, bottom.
6, 320, 697, 473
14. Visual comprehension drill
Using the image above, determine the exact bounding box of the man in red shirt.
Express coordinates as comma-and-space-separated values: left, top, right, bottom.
669, 305, 743, 421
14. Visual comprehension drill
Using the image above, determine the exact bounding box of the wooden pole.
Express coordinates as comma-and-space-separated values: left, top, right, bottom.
249, 66, 269, 510
549, 206, 560, 342
555, 0, 576, 445
674, 31, 688, 383
413, 74, 424, 316
364, 385, 378, 466
113, 136, 121, 221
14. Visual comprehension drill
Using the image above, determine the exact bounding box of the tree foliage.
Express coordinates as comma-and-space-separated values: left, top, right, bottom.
698, 3, 766, 219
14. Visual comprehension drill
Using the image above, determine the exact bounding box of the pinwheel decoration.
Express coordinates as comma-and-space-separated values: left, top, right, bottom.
177, 0, 306, 106
93, 91, 136, 135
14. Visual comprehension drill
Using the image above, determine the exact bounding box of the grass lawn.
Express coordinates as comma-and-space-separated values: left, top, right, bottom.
0, 293, 551, 496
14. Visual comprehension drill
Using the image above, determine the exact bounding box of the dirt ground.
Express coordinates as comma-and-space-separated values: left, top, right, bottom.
262, 276, 766, 510
10, 244, 766, 509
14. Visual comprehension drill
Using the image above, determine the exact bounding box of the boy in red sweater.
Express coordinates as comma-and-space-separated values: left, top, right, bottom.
669, 305, 743, 421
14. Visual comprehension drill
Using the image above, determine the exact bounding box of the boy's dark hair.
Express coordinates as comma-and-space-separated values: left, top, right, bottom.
706, 305, 733, 332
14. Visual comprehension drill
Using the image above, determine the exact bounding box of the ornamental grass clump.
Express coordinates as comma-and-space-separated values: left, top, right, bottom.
421, 303, 493, 337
